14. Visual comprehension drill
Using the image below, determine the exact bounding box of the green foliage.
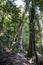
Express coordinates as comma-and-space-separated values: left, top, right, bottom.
0, 0, 43, 54
12, 47, 18, 53
0, 0, 21, 48
23, 18, 29, 50
38, 0, 43, 12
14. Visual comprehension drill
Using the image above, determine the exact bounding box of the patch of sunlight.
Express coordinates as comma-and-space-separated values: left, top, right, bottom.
42, 37, 43, 46
14, 0, 25, 7
42, 43, 43, 46
4, 47, 12, 53
12, 42, 15, 46
18, 53, 22, 56
41, 30, 43, 34
23, 62, 27, 65
3, 1, 7, 5
29, 58, 33, 63
0, 10, 3, 16
17, 53, 27, 60
8, 14, 12, 19
0, 33, 4, 36
1, 0, 6, 6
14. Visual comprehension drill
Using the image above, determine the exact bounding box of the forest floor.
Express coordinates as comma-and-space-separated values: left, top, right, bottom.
10, 52, 34, 65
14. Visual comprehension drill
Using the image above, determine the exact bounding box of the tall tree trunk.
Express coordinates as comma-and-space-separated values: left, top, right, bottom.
28, 0, 35, 57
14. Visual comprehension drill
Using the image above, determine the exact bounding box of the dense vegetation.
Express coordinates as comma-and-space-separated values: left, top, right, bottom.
0, 0, 43, 65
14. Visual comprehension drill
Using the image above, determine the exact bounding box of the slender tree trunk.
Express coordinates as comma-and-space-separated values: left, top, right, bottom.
10, 10, 27, 47
10, 0, 29, 48
15, 21, 24, 51
41, 36, 43, 63
38, 15, 43, 63
35, 14, 43, 64
40, 16, 43, 63
17, 28, 23, 51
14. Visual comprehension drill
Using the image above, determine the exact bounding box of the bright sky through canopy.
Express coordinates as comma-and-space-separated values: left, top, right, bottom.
9, 0, 40, 15
13, 0, 25, 7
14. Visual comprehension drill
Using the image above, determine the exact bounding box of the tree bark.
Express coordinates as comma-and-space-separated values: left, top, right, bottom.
28, 0, 35, 57
10, 9, 27, 48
